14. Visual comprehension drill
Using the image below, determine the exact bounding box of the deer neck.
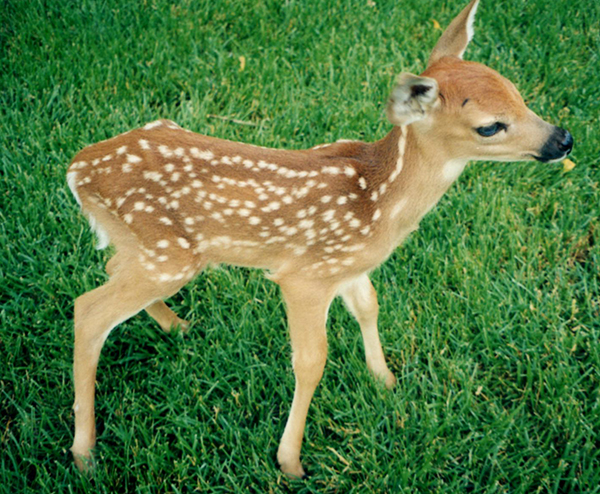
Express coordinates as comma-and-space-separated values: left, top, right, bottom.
369, 125, 468, 246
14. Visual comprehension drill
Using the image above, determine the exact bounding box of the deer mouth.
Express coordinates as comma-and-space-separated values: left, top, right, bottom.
531, 152, 570, 164
532, 128, 574, 163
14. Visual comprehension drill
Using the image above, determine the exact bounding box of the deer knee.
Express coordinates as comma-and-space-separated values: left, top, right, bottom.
292, 342, 327, 385
340, 275, 379, 325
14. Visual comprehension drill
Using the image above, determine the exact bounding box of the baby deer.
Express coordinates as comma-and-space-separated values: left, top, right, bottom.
67, 0, 572, 478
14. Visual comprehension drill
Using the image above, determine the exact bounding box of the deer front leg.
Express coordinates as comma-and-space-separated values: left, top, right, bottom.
338, 274, 396, 389
277, 280, 337, 478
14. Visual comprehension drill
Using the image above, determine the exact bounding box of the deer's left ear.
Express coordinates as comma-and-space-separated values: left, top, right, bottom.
427, 0, 480, 67
386, 73, 439, 126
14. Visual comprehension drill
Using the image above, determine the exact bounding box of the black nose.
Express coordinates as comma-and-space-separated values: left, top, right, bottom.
536, 127, 574, 162
557, 129, 574, 155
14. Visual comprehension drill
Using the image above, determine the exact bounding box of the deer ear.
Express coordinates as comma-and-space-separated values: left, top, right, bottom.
427, 0, 480, 67
386, 73, 439, 126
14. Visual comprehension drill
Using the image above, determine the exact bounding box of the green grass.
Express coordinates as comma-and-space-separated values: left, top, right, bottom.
1, 0, 599, 492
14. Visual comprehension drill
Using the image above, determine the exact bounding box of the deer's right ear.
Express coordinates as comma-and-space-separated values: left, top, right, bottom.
386, 73, 439, 126
427, 0, 480, 67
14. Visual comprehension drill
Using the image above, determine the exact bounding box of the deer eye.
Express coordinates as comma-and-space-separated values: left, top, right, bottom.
476, 122, 507, 137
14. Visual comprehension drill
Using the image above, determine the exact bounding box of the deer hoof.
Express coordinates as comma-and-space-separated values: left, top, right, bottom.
72, 450, 95, 473
277, 452, 306, 479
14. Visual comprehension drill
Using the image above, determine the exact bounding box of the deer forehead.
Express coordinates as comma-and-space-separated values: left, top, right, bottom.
425, 58, 528, 119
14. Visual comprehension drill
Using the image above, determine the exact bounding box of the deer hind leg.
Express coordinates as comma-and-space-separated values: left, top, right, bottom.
71, 260, 186, 470
276, 278, 337, 478
106, 254, 190, 333
144, 301, 190, 332
338, 273, 396, 389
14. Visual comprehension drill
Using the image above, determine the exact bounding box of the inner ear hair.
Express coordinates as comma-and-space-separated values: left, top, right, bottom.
411, 85, 432, 98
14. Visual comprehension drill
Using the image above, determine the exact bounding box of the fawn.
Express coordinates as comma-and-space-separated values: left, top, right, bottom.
67, 0, 572, 478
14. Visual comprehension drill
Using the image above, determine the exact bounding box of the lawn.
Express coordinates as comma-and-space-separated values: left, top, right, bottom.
1, 0, 599, 492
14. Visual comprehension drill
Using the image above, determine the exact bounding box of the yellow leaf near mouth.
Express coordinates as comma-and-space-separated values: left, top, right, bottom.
562, 158, 576, 172
432, 19, 441, 30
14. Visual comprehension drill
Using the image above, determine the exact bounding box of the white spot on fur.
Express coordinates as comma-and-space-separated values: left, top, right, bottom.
344, 166, 356, 177
127, 154, 142, 163
293, 246, 307, 256
190, 148, 215, 161
261, 201, 280, 212
143, 120, 163, 130
143, 171, 163, 182
322, 210, 335, 222
322, 166, 341, 175
298, 219, 314, 229
159, 146, 174, 158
